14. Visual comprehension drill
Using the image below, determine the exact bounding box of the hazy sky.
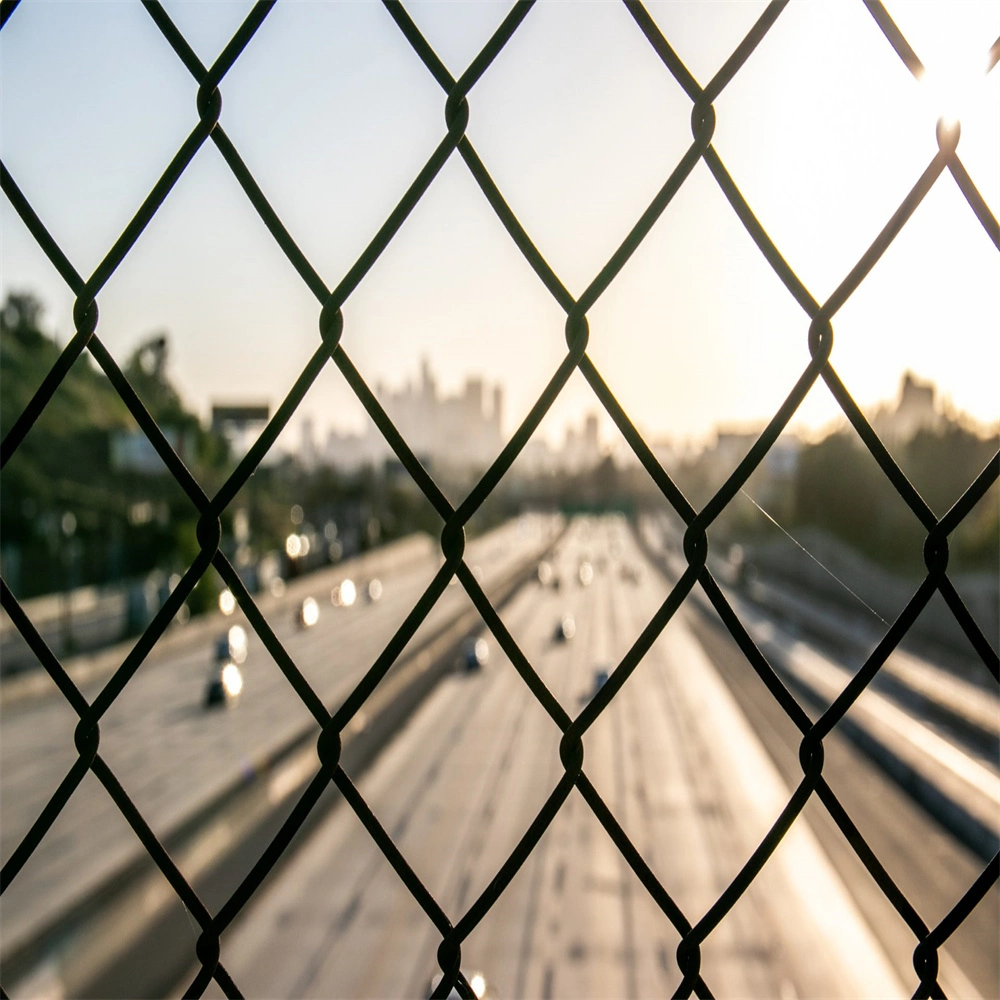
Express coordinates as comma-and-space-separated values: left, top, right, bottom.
2, 1, 997, 456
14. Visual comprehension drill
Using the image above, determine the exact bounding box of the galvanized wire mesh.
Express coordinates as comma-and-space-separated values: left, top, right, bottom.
1, 1, 998, 997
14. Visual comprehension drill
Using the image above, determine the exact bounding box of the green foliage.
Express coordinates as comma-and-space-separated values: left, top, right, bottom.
793, 420, 998, 572
0, 292, 46, 353
904, 424, 997, 518
1, 292, 131, 448
122, 333, 193, 427
0, 292, 230, 599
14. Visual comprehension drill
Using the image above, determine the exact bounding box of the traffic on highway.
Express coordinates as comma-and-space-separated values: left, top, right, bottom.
0, 516, 562, 997
2, 514, 996, 999
184, 516, 995, 1000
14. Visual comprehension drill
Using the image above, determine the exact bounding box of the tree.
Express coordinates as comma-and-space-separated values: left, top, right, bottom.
123, 332, 190, 425
0, 292, 230, 597
0, 291, 46, 349
792, 418, 999, 571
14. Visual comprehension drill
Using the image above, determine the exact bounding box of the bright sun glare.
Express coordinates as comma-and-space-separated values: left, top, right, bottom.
918, 27, 993, 129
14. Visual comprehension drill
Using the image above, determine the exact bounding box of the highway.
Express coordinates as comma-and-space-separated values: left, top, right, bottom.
188, 515, 997, 999
642, 514, 998, 999
0, 515, 561, 987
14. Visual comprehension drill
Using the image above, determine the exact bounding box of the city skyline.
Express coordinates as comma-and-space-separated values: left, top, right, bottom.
7, 290, 998, 463
293, 356, 995, 472
2, 2, 997, 458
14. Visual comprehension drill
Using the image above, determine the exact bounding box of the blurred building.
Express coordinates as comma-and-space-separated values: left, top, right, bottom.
509, 410, 608, 477
562, 412, 602, 472
512, 437, 559, 476
211, 403, 270, 459
649, 437, 687, 473
110, 427, 195, 473
323, 428, 381, 472
870, 371, 942, 446
322, 358, 504, 472
692, 427, 801, 518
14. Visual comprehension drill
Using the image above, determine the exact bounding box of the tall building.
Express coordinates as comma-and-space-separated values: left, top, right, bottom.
562, 411, 603, 472
870, 371, 941, 446
322, 358, 504, 471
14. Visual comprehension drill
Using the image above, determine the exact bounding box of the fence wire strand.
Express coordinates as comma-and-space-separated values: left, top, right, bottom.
0, 1, 997, 997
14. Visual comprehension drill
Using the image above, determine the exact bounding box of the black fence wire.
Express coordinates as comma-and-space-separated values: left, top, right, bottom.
1, 1, 998, 998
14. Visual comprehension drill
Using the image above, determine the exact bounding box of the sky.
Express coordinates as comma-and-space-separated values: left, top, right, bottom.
1, 0, 998, 457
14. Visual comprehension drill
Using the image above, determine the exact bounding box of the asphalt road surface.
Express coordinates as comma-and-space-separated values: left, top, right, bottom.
191, 515, 996, 999
0, 516, 560, 966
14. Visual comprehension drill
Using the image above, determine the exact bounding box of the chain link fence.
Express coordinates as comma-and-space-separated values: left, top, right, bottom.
1, 1, 997, 997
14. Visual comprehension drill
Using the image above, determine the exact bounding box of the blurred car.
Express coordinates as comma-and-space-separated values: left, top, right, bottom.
214, 625, 248, 665
205, 626, 247, 708
204, 661, 244, 708
331, 578, 357, 607
536, 560, 554, 586
554, 614, 576, 642
593, 667, 610, 693
365, 578, 383, 602
463, 637, 489, 671
297, 596, 320, 628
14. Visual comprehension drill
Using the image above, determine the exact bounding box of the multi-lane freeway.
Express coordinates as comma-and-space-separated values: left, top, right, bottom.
1, 515, 561, 994
3, 512, 996, 999
186, 515, 997, 999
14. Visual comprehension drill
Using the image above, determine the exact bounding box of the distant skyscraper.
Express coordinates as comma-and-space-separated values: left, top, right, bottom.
323, 358, 504, 471
871, 371, 941, 446
493, 385, 503, 435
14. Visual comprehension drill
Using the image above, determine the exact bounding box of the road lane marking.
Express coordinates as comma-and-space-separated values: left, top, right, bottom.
661, 614, 908, 1000
776, 632, 1000, 813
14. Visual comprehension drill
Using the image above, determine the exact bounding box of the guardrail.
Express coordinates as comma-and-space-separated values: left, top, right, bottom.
635, 515, 999, 862
0, 533, 437, 704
